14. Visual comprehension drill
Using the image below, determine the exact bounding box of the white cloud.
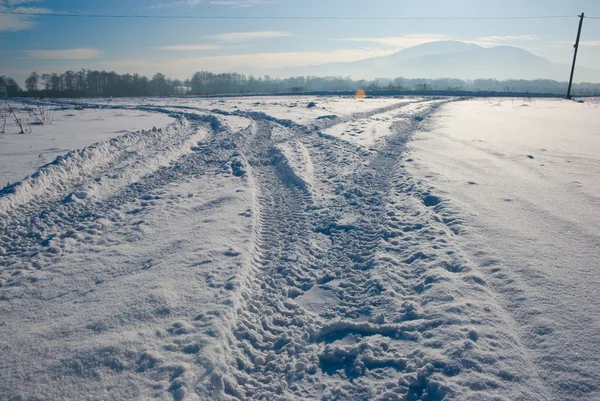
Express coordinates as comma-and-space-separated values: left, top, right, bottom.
331, 34, 451, 49
465, 35, 539, 47
182, 49, 395, 68
25, 48, 102, 59
336, 34, 541, 51
553, 40, 600, 49
149, 0, 276, 7
477, 35, 538, 42
5, 0, 43, 4
205, 31, 290, 42
209, 0, 279, 7
339, 34, 541, 51
576, 40, 600, 47
0, 13, 35, 31
151, 44, 221, 51
92, 48, 397, 78
149, 0, 201, 9
0, 2, 51, 32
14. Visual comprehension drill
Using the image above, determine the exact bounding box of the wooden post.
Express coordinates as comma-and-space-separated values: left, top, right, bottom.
567, 13, 585, 99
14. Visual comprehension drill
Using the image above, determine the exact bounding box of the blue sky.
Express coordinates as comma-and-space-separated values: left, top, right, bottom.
2, 0, 600, 83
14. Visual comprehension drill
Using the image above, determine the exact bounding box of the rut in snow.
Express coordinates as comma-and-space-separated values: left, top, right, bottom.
0, 99, 549, 401
195, 101, 549, 401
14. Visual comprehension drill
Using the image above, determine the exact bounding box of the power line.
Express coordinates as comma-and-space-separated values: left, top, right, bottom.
0, 11, 581, 20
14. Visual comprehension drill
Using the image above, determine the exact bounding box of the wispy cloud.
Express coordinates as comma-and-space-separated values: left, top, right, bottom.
5, 0, 42, 4
205, 31, 290, 42
149, 0, 276, 8
25, 48, 102, 59
465, 35, 539, 47
580, 40, 600, 47
151, 44, 222, 51
209, 0, 279, 7
149, 0, 201, 9
331, 34, 451, 49
150, 32, 286, 51
0, 0, 51, 31
337, 34, 541, 51
93, 48, 397, 78
557, 40, 600, 47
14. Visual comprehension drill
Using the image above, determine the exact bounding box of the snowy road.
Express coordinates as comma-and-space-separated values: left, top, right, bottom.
0, 96, 598, 400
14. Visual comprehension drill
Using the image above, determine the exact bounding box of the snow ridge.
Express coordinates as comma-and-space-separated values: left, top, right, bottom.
0, 118, 197, 220
270, 143, 313, 191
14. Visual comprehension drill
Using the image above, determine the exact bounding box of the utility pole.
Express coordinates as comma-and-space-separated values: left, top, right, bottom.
566, 12, 585, 99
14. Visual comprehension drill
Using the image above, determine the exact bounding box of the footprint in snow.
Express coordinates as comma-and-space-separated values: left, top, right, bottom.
423, 195, 441, 207
224, 248, 241, 257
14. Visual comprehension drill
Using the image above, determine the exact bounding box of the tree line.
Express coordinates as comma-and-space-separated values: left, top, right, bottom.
1, 71, 186, 98
1, 70, 599, 98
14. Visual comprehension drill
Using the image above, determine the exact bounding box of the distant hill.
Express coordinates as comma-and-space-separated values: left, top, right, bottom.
237, 40, 600, 83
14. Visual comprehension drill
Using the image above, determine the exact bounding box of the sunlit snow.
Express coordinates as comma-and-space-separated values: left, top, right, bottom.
1, 96, 599, 400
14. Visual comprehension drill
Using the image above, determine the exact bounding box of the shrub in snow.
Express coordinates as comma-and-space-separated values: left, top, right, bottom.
24, 102, 56, 125
6, 103, 26, 134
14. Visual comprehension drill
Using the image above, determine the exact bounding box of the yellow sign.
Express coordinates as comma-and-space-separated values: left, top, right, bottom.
355, 89, 366, 99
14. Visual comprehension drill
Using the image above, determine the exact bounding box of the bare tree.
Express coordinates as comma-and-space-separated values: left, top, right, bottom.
5, 78, 21, 97
50, 73, 61, 91
41, 73, 52, 90
64, 70, 76, 92
150, 73, 168, 96
25, 71, 40, 92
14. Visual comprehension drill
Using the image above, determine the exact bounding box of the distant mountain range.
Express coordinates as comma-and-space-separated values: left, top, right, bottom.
237, 41, 600, 83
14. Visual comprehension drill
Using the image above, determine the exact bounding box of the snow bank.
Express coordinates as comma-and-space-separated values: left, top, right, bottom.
0, 118, 200, 220
0, 104, 174, 188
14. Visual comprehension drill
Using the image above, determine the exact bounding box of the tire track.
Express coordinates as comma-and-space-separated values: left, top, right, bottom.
202, 100, 549, 400
0, 99, 549, 400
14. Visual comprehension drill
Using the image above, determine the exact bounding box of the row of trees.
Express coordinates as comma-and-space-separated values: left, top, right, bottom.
2, 70, 600, 98
2, 70, 187, 98
0, 76, 22, 97
178, 72, 600, 95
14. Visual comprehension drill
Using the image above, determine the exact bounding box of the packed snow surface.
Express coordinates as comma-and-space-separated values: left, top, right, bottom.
406, 98, 600, 401
0, 96, 598, 400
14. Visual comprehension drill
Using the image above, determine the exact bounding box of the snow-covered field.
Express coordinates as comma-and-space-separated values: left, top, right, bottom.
0, 96, 598, 400
0, 103, 175, 188
406, 98, 600, 400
